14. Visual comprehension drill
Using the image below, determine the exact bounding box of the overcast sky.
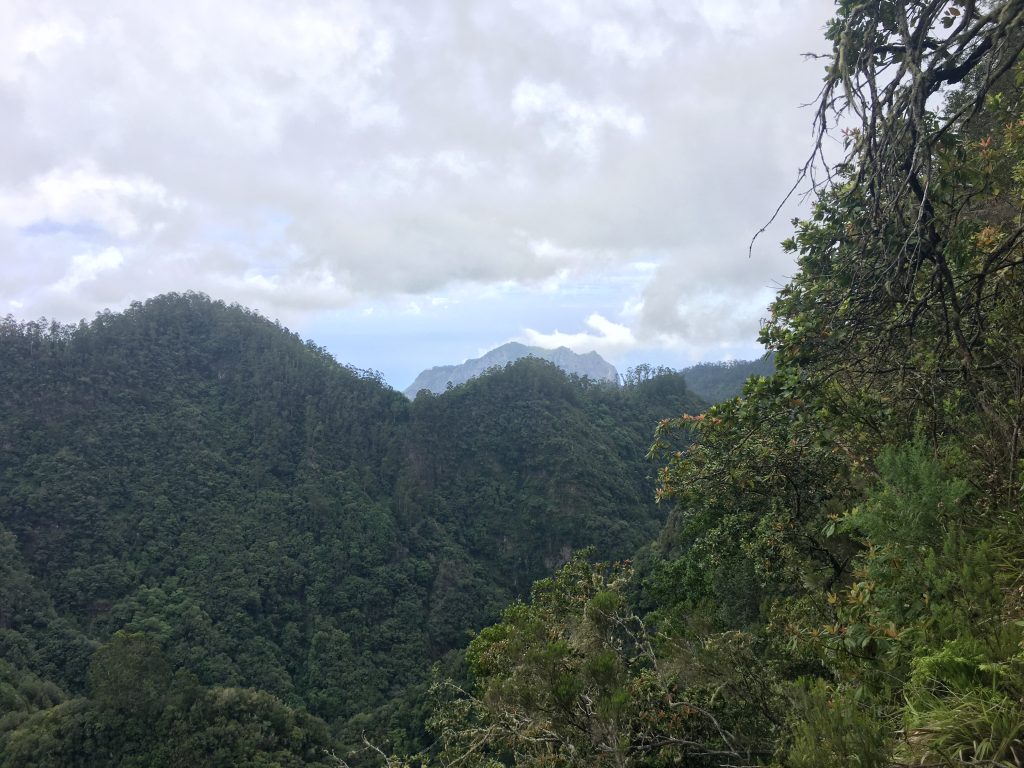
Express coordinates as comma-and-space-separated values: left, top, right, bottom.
1, 0, 836, 389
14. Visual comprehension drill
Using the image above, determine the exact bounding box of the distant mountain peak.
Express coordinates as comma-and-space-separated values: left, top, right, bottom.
403, 342, 618, 398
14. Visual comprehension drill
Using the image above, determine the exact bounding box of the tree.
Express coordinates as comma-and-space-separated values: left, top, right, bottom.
87, 631, 173, 718
763, 0, 1024, 505
428, 554, 771, 768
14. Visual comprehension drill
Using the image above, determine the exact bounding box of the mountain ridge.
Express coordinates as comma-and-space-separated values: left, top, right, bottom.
403, 341, 618, 398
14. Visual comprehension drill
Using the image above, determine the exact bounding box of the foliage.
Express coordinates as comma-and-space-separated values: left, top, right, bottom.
0, 684, 337, 768
429, 554, 773, 767
88, 631, 174, 717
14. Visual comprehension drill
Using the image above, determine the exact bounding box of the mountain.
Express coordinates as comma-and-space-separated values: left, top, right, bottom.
403, 341, 618, 398
0, 293, 703, 763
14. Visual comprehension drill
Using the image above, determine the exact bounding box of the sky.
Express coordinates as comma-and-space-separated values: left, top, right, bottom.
0, 0, 837, 390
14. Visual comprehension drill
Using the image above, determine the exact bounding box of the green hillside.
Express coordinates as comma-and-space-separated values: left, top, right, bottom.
0, 294, 704, 764
679, 356, 774, 404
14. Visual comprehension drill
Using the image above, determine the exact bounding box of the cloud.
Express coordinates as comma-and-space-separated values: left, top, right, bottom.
0, 162, 180, 238
0, 0, 835, 360
521, 312, 636, 358
53, 246, 124, 292
511, 80, 645, 158
589, 21, 671, 68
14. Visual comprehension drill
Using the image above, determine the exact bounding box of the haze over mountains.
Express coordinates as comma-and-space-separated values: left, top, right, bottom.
405, 341, 773, 403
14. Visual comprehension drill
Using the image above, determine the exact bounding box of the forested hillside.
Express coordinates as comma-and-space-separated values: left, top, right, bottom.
0, 293, 703, 765
678, 356, 775, 404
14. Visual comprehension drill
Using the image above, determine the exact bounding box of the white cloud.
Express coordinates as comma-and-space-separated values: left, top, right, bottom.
53, 246, 124, 292
590, 21, 670, 67
521, 312, 636, 357
512, 80, 645, 158
220, 268, 354, 312
693, 0, 785, 33
621, 297, 644, 317
0, 162, 181, 238
14, 16, 85, 63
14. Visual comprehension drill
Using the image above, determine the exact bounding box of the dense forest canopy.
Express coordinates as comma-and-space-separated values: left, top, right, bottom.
4, 0, 1024, 765
0, 294, 705, 764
